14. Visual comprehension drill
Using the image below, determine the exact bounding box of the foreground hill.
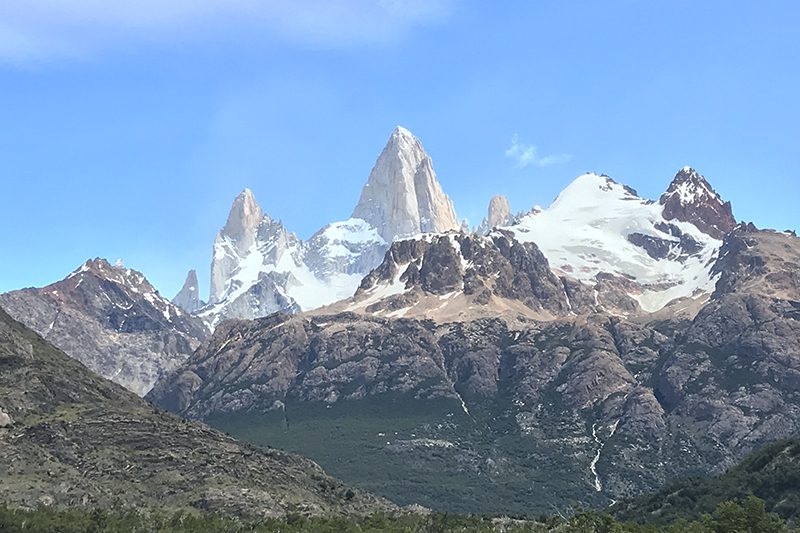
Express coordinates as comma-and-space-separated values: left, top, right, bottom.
0, 307, 388, 517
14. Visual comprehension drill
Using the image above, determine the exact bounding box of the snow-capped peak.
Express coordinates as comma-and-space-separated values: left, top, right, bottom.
200, 128, 463, 325
660, 167, 736, 239
548, 173, 642, 212
392, 125, 415, 139
68, 258, 151, 293
663, 167, 722, 206
506, 171, 722, 312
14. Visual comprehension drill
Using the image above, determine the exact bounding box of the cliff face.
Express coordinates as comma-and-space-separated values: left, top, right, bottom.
659, 167, 736, 239
352, 126, 459, 242
172, 269, 203, 313
201, 127, 460, 325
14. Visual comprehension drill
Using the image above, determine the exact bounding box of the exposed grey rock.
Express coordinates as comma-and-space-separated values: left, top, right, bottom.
352, 126, 459, 242
476, 195, 514, 234
200, 190, 385, 324
207, 192, 300, 314
660, 167, 736, 239
147, 312, 459, 418
0, 259, 209, 396
210, 189, 265, 304
203, 127, 463, 325
0, 409, 13, 428
341, 231, 642, 319
347, 231, 586, 318
172, 269, 203, 313
711, 224, 800, 300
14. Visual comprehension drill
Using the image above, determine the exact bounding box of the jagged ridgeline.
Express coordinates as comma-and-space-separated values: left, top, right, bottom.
0, 259, 210, 396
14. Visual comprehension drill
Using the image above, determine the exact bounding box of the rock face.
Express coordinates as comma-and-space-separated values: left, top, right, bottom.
172, 269, 203, 313
0, 259, 209, 396
335, 231, 640, 320
352, 126, 459, 242
0, 306, 388, 516
209, 189, 298, 307
659, 167, 736, 239
476, 195, 514, 234
149, 229, 800, 515
201, 127, 458, 325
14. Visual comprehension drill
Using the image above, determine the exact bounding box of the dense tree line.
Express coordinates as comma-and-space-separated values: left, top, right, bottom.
0, 495, 794, 533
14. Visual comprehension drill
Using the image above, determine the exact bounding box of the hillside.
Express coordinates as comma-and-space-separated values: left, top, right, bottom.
0, 306, 389, 517
614, 438, 800, 524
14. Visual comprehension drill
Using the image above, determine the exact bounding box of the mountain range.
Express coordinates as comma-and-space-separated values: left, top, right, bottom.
189, 128, 738, 328
1, 126, 798, 517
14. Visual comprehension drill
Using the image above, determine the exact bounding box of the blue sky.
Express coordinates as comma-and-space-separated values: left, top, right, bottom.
1, 0, 798, 298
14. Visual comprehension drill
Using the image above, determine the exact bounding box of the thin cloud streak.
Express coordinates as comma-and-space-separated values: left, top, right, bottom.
0, 0, 458, 63
504, 134, 572, 168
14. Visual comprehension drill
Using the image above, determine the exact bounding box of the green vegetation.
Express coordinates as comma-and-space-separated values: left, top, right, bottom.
614, 438, 800, 524
207, 397, 598, 516
0, 496, 795, 532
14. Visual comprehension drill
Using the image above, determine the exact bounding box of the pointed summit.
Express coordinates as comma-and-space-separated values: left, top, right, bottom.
660, 167, 735, 239
352, 127, 459, 242
477, 195, 513, 234
221, 188, 264, 252
173, 269, 203, 313
486, 195, 512, 228
210, 189, 266, 304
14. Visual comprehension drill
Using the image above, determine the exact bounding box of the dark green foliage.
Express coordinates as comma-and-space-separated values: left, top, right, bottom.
614, 438, 800, 524
0, 498, 795, 533
206, 396, 603, 516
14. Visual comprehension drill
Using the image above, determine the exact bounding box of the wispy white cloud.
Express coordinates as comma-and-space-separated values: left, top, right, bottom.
0, 0, 457, 64
504, 134, 571, 168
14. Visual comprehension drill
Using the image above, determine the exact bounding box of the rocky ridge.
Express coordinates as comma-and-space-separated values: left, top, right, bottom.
0, 259, 209, 396
660, 167, 736, 239
323, 169, 735, 320
190, 127, 736, 326
328, 231, 639, 320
